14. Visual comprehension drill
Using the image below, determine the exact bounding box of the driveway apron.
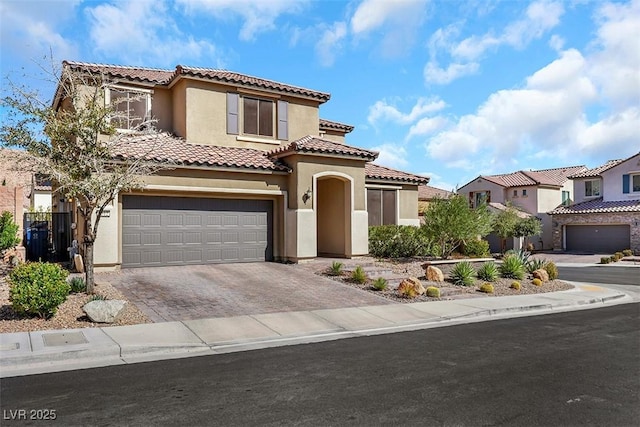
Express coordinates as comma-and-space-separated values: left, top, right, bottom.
96, 263, 393, 322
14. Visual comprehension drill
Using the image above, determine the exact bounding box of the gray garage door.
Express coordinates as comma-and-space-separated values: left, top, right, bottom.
122, 196, 273, 268
566, 224, 630, 253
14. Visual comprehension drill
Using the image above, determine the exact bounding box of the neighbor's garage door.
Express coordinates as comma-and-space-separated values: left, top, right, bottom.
566, 224, 630, 253
122, 196, 272, 268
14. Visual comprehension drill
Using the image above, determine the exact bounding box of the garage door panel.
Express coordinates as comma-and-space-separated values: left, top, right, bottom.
122, 196, 272, 268
566, 225, 630, 253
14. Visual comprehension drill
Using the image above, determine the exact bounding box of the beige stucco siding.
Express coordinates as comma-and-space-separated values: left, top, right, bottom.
459, 178, 505, 204
602, 154, 640, 201
287, 98, 321, 142
152, 87, 173, 133
172, 79, 187, 138
318, 131, 346, 144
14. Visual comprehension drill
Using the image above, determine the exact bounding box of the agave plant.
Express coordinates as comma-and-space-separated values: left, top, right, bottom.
476, 262, 499, 282
504, 249, 531, 265
450, 261, 476, 286
526, 258, 547, 274
499, 255, 525, 280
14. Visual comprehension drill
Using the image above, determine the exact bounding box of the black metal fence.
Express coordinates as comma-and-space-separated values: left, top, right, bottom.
23, 212, 72, 263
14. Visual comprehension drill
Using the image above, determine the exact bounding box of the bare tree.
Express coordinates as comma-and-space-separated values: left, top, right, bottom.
1, 59, 171, 292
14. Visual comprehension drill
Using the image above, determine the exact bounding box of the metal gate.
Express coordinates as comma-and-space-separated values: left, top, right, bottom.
23, 212, 72, 263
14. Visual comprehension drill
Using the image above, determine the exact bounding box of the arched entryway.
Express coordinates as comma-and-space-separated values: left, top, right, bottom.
315, 175, 352, 257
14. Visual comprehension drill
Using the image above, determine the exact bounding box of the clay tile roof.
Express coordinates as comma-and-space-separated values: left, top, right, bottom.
480, 165, 586, 188
112, 133, 290, 172
488, 202, 533, 218
174, 66, 331, 102
569, 159, 625, 178
63, 60, 174, 85
549, 197, 640, 215
418, 185, 453, 200
365, 163, 429, 185
319, 118, 354, 133
269, 136, 378, 161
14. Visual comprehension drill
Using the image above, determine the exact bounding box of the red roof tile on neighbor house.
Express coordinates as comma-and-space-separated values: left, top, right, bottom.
418, 185, 453, 200
269, 136, 378, 161
365, 163, 429, 185
112, 133, 290, 172
63, 61, 174, 85
319, 118, 354, 133
549, 197, 640, 215
480, 165, 586, 188
569, 159, 625, 178
173, 66, 331, 102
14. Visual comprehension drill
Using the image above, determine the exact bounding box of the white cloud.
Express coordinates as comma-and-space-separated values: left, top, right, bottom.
407, 116, 448, 139
177, 0, 305, 41
368, 97, 446, 126
350, 0, 427, 57
424, 61, 479, 85
370, 143, 409, 169
315, 22, 347, 67
87, 0, 219, 66
548, 34, 565, 51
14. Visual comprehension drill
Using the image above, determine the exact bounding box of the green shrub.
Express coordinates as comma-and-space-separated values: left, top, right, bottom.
426, 286, 440, 298
0, 211, 20, 252
450, 261, 476, 286
351, 266, 367, 284
69, 277, 86, 293
544, 261, 559, 280
504, 249, 531, 265
499, 255, 525, 280
328, 261, 343, 276
614, 252, 624, 261
368, 225, 432, 258
532, 278, 543, 286
8, 262, 70, 319
600, 256, 611, 264
526, 258, 547, 274
462, 239, 490, 257
510, 281, 521, 290
476, 262, 498, 282
88, 294, 107, 302
610, 255, 618, 263
372, 277, 388, 291
622, 249, 633, 257
479, 283, 494, 293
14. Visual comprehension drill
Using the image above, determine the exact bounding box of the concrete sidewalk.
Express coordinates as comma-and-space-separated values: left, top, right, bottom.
0, 283, 632, 378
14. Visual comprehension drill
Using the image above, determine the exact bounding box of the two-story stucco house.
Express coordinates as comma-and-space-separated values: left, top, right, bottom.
458, 166, 587, 251
549, 152, 640, 254
55, 61, 427, 270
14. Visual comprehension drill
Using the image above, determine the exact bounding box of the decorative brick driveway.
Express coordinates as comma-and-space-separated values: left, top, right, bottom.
96, 262, 393, 322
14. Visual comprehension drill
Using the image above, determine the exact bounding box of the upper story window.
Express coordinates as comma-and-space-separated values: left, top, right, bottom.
562, 190, 571, 205
633, 174, 640, 193
584, 179, 601, 197
106, 87, 152, 131
522, 189, 527, 197
513, 190, 518, 197
469, 191, 490, 208
227, 93, 288, 141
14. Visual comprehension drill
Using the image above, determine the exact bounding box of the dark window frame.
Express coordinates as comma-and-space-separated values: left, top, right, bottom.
243, 96, 274, 137
367, 188, 397, 226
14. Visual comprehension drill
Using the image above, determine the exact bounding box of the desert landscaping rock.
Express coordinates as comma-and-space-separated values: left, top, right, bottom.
533, 269, 550, 282
83, 300, 127, 323
425, 266, 445, 282
397, 277, 426, 297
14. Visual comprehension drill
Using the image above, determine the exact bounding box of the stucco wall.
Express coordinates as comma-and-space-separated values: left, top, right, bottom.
319, 131, 346, 144
552, 212, 640, 254
459, 178, 505, 204
602, 154, 640, 201
316, 177, 347, 256
172, 79, 187, 138
152, 87, 173, 133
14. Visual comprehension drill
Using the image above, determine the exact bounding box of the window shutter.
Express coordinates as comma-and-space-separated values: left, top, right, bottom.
622, 174, 630, 194
227, 93, 239, 135
277, 100, 288, 140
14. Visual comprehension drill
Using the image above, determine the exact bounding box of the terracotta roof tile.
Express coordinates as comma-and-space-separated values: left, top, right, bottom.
418, 185, 453, 200
112, 133, 290, 172
488, 202, 533, 218
365, 163, 429, 184
480, 165, 586, 188
174, 66, 330, 102
270, 136, 378, 161
319, 118, 354, 133
569, 159, 625, 178
63, 61, 174, 85
549, 197, 640, 214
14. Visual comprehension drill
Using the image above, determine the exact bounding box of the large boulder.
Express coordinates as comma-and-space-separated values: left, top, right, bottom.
83, 300, 127, 323
532, 269, 549, 283
397, 277, 425, 298
425, 265, 445, 282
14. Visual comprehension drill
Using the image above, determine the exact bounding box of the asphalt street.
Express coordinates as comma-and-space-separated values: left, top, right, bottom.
1, 303, 638, 426
558, 266, 639, 286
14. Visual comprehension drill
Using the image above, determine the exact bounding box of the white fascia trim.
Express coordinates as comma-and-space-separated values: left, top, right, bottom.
236, 135, 281, 145
365, 184, 402, 190
155, 163, 289, 175
142, 184, 286, 196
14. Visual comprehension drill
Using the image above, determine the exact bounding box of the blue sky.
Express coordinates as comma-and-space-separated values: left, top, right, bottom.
2, 0, 639, 190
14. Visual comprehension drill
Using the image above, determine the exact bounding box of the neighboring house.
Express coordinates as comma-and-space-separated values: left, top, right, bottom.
30, 174, 52, 212
54, 61, 427, 269
458, 165, 587, 251
549, 152, 640, 254
417, 185, 454, 224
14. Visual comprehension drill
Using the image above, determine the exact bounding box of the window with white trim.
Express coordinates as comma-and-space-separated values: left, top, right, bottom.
106, 87, 152, 131
584, 179, 601, 197
632, 174, 640, 193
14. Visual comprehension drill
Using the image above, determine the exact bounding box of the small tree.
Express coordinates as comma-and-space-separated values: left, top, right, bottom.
422, 194, 493, 259
491, 204, 520, 253
0, 211, 20, 253
514, 216, 542, 249
1, 60, 170, 292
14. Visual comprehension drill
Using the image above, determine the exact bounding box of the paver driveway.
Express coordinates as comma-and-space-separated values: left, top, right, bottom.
96, 262, 393, 322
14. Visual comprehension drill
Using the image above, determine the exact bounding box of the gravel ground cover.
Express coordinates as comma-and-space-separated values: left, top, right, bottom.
0, 265, 150, 333
321, 258, 573, 303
